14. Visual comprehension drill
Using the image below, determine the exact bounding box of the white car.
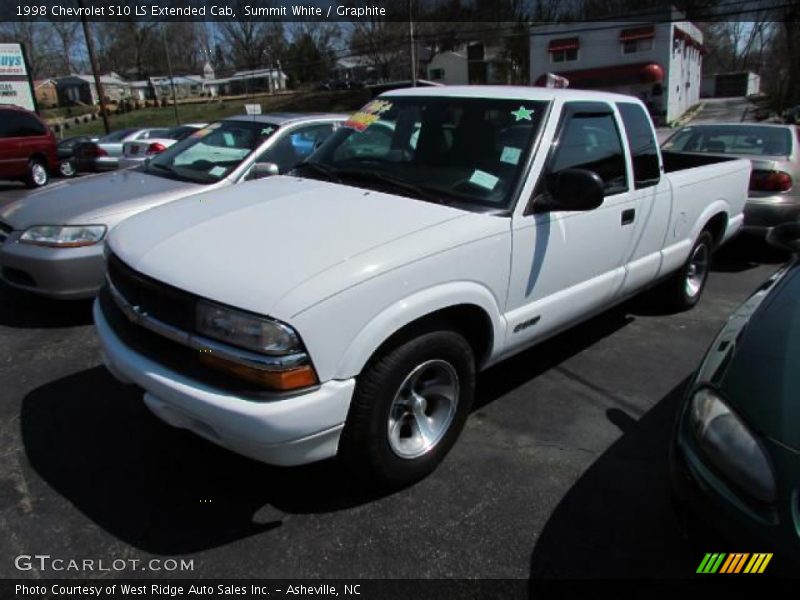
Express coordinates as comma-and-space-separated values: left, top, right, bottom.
118, 123, 207, 169
95, 87, 750, 488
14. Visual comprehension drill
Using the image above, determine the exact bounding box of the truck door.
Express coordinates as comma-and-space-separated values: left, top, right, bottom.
615, 102, 673, 295
504, 102, 636, 351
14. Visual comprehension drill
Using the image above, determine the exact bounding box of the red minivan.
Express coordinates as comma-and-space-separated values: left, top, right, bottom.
0, 105, 58, 188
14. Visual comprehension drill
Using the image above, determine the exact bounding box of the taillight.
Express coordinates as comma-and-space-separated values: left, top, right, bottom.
84, 145, 107, 158
749, 170, 792, 192
146, 142, 167, 155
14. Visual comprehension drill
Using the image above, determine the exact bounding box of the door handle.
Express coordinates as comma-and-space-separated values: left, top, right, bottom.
621, 208, 636, 226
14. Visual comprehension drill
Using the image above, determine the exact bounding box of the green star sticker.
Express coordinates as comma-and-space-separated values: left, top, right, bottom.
511, 105, 534, 121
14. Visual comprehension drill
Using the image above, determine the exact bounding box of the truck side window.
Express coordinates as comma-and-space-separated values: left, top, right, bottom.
547, 111, 628, 196
617, 102, 660, 188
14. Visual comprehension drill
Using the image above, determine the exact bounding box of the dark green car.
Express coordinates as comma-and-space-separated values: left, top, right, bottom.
670, 222, 800, 564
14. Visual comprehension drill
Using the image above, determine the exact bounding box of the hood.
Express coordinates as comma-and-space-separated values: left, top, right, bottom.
109, 175, 469, 317
0, 169, 201, 229
699, 262, 800, 451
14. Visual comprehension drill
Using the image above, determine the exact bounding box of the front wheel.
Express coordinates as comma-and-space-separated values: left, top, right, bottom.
662, 231, 714, 311
339, 329, 475, 488
25, 158, 49, 188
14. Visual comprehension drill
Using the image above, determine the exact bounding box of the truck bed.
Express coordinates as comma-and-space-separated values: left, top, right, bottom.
662, 150, 738, 173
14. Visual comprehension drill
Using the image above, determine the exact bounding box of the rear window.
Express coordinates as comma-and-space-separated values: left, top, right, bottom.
100, 129, 136, 142
663, 125, 792, 157
164, 126, 201, 141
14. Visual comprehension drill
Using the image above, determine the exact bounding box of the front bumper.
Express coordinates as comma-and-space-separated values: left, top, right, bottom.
742, 196, 800, 234
94, 300, 355, 466
0, 233, 105, 299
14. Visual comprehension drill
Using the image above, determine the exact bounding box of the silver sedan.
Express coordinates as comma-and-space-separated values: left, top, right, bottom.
74, 127, 170, 172
0, 113, 344, 299
662, 122, 800, 234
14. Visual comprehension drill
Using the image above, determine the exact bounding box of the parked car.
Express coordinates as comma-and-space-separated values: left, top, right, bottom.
783, 105, 800, 124
118, 123, 207, 169
73, 127, 170, 172
670, 221, 800, 563
662, 123, 800, 234
56, 135, 97, 178
94, 87, 750, 488
0, 105, 58, 188
0, 113, 343, 299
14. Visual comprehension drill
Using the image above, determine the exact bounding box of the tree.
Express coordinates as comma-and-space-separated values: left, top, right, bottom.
0, 21, 53, 80
48, 21, 80, 75
217, 3, 286, 71
284, 23, 340, 83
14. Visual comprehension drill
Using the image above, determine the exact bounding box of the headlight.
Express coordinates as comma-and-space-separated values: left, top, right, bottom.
20, 225, 107, 247
689, 387, 776, 503
196, 300, 302, 356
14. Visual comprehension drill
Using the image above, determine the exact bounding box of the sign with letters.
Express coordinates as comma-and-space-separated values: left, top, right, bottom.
0, 43, 35, 111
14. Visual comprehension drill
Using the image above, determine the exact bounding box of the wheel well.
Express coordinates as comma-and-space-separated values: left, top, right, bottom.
703, 212, 728, 248
28, 153, 49, 168
366, 304, 494, 370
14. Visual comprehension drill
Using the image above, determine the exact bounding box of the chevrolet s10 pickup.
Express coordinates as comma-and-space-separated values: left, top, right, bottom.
94, 87, 750, 487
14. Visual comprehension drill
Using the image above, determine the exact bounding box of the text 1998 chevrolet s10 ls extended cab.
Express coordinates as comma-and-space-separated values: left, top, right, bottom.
94, 87, 750, 487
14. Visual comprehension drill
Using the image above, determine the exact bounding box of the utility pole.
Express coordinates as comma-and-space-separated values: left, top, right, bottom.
409, 0, 417, 86
78, 0, 109, 134
162, 24, 180, 125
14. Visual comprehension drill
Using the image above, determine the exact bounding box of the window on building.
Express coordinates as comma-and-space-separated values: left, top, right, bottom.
622, 38, 654, 54
430, 68, 445, 81
548, 38, 579, 63
551, 48, 578, 63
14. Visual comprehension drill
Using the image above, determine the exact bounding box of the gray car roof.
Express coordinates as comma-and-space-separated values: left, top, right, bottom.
222, 112, 347, 125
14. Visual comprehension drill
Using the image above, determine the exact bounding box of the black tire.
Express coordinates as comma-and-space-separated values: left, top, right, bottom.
58, 159, 76, 178
339, 329, 476, 489
25, 158, 49, 188
662, 231, 714, 312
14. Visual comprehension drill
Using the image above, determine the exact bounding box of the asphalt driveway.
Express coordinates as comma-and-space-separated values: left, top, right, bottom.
0, 222, 788, 579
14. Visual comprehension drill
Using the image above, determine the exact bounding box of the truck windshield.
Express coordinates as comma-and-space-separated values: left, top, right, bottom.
300, 96, 548, 211
147, 120, 279, 184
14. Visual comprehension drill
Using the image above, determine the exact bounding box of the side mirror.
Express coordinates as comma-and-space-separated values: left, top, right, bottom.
541, 168, 605, 212
250, 162, 279, 180
766, 221, 800, 253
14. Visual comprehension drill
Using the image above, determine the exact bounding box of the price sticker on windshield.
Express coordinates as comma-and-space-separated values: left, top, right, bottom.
468, 169, 499, 191
344, 100, 393, 132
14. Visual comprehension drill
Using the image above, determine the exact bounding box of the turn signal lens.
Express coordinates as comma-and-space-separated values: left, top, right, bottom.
198, 352, 318, 390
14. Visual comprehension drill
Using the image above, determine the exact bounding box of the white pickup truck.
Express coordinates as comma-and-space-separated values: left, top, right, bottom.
95, 87, 749, 487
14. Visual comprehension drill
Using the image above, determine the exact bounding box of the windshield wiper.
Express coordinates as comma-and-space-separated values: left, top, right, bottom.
293, 162, 343, 183
336, 169, 450, 205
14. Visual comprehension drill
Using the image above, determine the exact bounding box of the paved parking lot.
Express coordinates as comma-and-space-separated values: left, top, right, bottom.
0, 181, 788, 579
